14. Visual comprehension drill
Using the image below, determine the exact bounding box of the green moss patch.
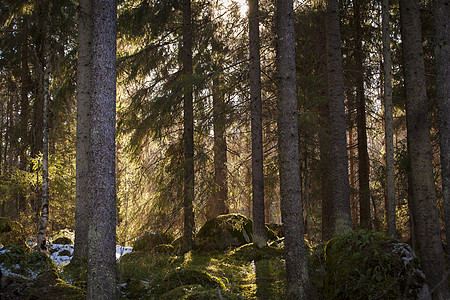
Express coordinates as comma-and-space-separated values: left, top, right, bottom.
322, 230, 428, 299
0, 245, 55, 278
153, 268, 225, 296
196, 214, 253, 251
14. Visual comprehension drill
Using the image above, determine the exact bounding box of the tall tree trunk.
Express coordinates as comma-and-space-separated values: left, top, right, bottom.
382, 0, 396, 238
19, 35, 30, 171
181, 0, 195, 253
72, 0, 92, 263
36, 19, 50, 252
319, 18, 333, 242
249, 0, 266, 248
354, 0, 371, 229
325, 0, 352, 235
207, 73, 229, 219
86, 0, 117, 298
399, 0, 449, 298
276, 0, 311, 297
432, 0, 450, 257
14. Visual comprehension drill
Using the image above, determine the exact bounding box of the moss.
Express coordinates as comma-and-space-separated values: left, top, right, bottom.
196, 214, 253, 251
132, 231, 174, 252
226, 243, 284, 262
153, 243, 175, 254
265, 223, 283, 240
61, 259, 87, 289
52, 236, 73, 245
0, 217, 28, 250
323, 230, 427, 299
152, 268, 225, 296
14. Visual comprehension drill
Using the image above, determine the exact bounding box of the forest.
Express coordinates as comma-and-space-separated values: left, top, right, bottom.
0, 0, 449, 299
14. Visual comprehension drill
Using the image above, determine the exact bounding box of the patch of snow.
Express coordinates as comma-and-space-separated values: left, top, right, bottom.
47, 243, 133, 266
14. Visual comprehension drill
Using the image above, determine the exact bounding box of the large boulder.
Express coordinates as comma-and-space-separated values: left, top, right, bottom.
321, 230, 430, 299
195, 214, 253, 251
0, 217, 28, 250
132, 231, 174, 252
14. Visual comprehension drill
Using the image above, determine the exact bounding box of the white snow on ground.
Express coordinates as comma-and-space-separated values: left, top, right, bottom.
48, 243, 132, 266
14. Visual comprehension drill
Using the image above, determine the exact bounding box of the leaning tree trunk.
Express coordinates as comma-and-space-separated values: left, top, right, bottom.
432, 0, 450, 258
382, 0, 396, 238
181, 0, 195, 254
249, 0, 267, 248
36, 19, 50, 252
86, 0, 117, 299
399, 0, 449, 298
325, 0, 352, 235
72, 0, 92, 263
276, 0, 311, 297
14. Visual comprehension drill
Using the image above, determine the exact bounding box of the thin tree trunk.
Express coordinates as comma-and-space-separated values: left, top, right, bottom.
19, 34, 30, 170
72, 0, 92, 263
276, 0, 311, 297
249, 0, 266, 248
348, 126, 358, 225
181, 0, 195, 253
86, 0, 117, 298
354, 0, 371, 229
400, 0, 449, 298
432, 0, 450, 258
325, 0, 352, 235
382, 0, 396, 238
36, 20, 50, 252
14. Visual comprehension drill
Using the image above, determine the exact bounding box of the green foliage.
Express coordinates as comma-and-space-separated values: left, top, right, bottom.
322, 230, 427, 299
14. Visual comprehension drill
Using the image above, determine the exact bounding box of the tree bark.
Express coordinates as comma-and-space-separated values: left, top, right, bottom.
432, 0, 450, 257
86, 0, 117, 298
276, 0, 311, 297
207, 73, 229, 219
399, 0, 449, 298
353, 0, 371, 229
72, 0, 92, 263
181, 0, 195, 254
382, 0, 396, 238
36, 22, 50, 252
249, 0, 266, 248
325, 0, 352, 235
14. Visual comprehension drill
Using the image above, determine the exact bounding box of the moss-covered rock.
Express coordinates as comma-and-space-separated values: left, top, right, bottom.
0, 244, 55, 279
323, 230, 429, 299
153, 244, 175, 254
196, 214, 253, 251
152, 268, 225, 296
1, 269, 85, 299
132, 231, 174, 252
160, 284, 242, 300
52, 236, 73, 245
0, 217, 28, 250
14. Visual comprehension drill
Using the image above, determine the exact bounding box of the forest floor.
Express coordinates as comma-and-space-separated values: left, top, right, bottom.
0, 225, 433, 299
